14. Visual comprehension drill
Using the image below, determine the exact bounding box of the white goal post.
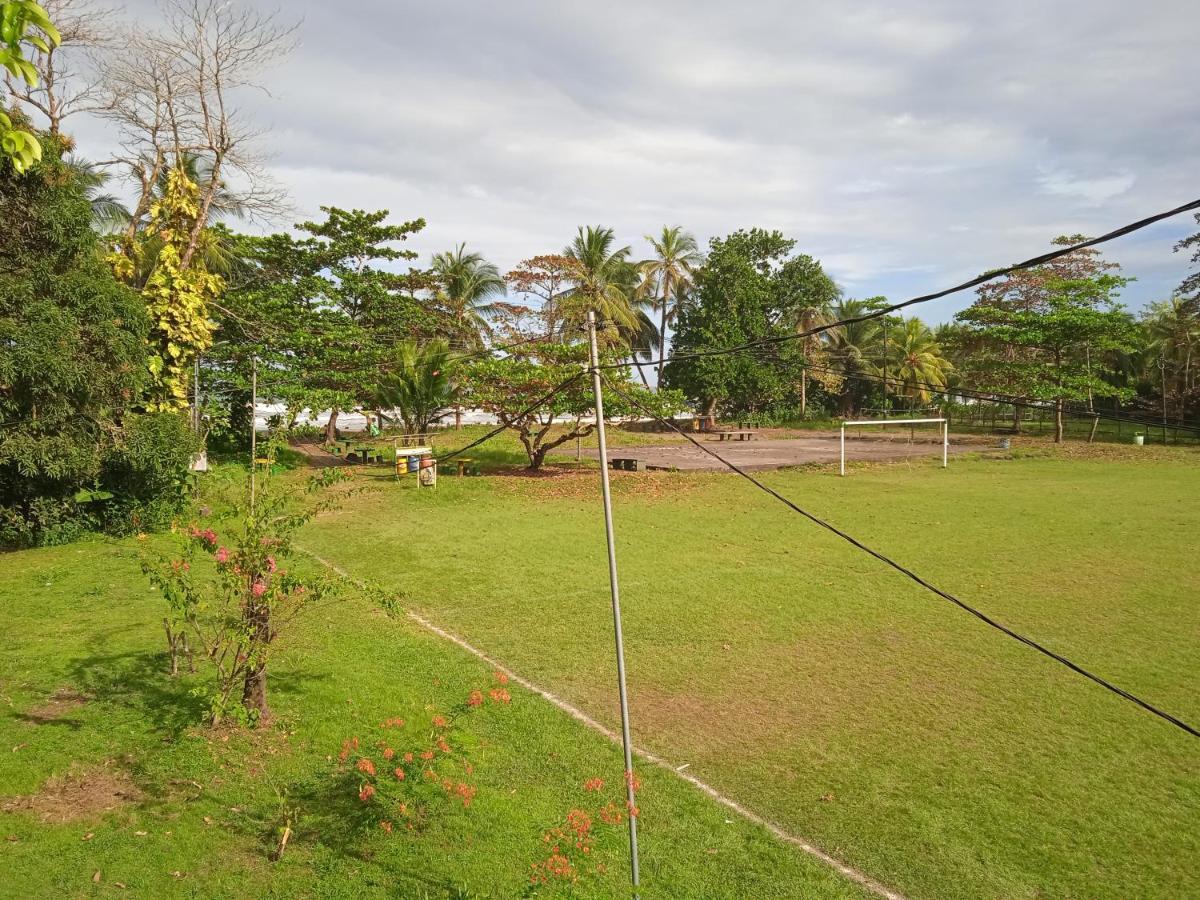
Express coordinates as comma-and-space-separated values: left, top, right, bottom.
840, 417, 948, 476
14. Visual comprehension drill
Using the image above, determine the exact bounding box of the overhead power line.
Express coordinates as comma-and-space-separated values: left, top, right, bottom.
600, 197, 1200, 372
601, 373, 1200, 741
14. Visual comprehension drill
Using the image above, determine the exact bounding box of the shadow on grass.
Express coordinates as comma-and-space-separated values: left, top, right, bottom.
65, 648, 209, 734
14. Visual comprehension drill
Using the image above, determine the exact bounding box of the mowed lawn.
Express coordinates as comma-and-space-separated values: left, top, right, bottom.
0, 541, 867, 898
301, 442, 1200, 899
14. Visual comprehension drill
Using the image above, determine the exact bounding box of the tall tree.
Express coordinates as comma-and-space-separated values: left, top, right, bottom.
1142, 296, 1199, 423
638, 226, 700, 387
957, 241, 1136, 441
376, 339, 459, 438
0, 127, 148, 545
431, 243, 506, 349
555, 225, 640, 346
890, 317, 953, 407
824, 298, 883, 416
665, 228, 838, 420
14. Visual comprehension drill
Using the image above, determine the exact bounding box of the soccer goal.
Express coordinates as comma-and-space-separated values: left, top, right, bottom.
839, 417, 948, 476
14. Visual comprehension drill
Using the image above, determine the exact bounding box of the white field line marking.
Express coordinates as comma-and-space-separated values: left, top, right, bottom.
297, 546, 906, 900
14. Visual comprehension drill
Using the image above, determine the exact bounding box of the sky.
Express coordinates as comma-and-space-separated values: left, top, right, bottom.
74, 0, 1200, 322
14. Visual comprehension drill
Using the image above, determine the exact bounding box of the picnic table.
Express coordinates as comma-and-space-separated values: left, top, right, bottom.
711, 429, 759, 442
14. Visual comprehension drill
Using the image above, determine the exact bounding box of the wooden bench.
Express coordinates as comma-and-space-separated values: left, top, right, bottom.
610, 457, 647, 472
713, 429, 759, 442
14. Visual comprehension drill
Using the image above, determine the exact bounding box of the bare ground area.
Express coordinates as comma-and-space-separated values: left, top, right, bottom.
586, 431, 989, 471
1, 763, 142, 824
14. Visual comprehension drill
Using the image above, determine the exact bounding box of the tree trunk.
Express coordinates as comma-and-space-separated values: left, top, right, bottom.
242, 600, 272, 725
1088, 415, 1100, 443
455, 404, 462, 430
656, 274, 671, 390
1012, 404, 1022, 434
325, 408, 340, 444
529, 447, 548, 471
1054, 398, 1064, 443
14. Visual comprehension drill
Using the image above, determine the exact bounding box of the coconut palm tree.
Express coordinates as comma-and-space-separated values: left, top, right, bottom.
376, 339, 460, 439
553, 226, 640, 347
892, 317, 953, 407
824, 299, 882, 415
65, 156, 131, 232
431, 244, 506, 350
637, 226, 701, 387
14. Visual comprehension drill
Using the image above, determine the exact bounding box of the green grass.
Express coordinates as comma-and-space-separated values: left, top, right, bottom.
300, 442, 1200, 899
0, 538, 867, 898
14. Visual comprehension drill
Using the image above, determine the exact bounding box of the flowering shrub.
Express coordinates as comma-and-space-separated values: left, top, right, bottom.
335, 671, 511, 835
142, 461, 347, 725
529, 769, 641, 887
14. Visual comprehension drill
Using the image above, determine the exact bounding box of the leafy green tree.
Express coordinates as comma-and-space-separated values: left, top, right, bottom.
1, 1, 59, 173
824, 298, 883, 416
377, 340, 460, 438
465, 343, 682, 470
638, 226, 701, 386
217, 208, 440, 443
957, 262, 1137, 441
0, 128, 149, 546
664, 228, 839, 420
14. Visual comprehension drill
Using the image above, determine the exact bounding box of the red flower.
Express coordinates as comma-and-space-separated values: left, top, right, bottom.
624, 769, 641, 791
356, 757, 376, 776
214, 547, 229, 564
493, 670, 509, 685
488, 688, 510, 704
393, 767, 405, 781
436, 737, 451, 754
358, 784, 375, 802
266, 555, 277, 573
379, 820, 393, 833
432, 715, 447, 728
251, 580, 267, 598
467, 690, 483, 708
404, 752, 414, 763
583, 778, 604, 792
382, 747, 395, 760
420, 750, 434, 761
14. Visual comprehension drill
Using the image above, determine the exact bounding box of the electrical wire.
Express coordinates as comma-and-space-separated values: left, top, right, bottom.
601, 373, 1200, 741
598, 197, 1200, 371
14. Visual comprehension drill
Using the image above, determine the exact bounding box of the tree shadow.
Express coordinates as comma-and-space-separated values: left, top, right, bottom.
65, 647, 208, 734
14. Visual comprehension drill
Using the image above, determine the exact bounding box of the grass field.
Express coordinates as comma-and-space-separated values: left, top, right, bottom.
1, 435, 1197, 898
299, 438, 1200, 899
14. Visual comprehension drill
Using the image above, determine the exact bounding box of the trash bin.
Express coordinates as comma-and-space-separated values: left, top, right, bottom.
418, 457, 437, 487
998, 437, 1011, 450
406, 455, 420, 473
1133, 434, 1144, 446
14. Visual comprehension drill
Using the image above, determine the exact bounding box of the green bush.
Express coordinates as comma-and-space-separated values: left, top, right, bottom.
99, 412, 198, 534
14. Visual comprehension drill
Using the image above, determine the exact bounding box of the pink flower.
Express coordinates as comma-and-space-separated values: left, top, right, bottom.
214, 547, 229, 564
251, 581, 267, 597
266, 555, 277, 573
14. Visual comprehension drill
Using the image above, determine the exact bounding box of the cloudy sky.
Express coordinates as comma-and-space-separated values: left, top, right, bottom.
79, 0, 1199, 320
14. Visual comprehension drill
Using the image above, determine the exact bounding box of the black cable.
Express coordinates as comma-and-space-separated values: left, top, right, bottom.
434, 371, 585, 465
599, 198, 1200, 371
601, 373, 1200, 740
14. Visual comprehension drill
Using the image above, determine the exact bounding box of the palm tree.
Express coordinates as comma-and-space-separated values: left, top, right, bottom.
431, 244, 506, 350
637, 226, 701, 387
1143, 296, 1199, 422
824, 299, 882, 416
892, 317, 953, 407
66, 156, 131, 232
555, 226, 640, 347
789, 302, 833, 417
376, 340, 460, 439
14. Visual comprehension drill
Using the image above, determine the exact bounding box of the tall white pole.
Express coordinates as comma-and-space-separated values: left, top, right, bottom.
250, 354, 257, 514
942, 420, 948, 468
840, 423, 846, 477
586, 311, 640, 895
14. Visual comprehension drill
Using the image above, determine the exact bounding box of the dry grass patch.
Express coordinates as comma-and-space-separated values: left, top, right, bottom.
1, 762, 143, 824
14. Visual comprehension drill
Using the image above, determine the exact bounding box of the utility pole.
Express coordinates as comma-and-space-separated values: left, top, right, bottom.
585, 310, 640, 896
250, 354, 258, 514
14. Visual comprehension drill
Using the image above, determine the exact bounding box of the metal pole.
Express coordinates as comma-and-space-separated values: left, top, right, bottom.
585, 310, 640, 895
942, 419, 948, 468
193, 355, 201, 431
840, 423, 846, 476
250, 354, 257, 514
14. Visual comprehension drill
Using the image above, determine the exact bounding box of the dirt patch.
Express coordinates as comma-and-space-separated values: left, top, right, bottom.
23, 687, 91, 725
1, 763, 143, 824
491, 466, 703, 502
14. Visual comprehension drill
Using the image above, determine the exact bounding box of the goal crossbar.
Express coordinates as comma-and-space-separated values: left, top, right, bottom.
840, 417, 948, 476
